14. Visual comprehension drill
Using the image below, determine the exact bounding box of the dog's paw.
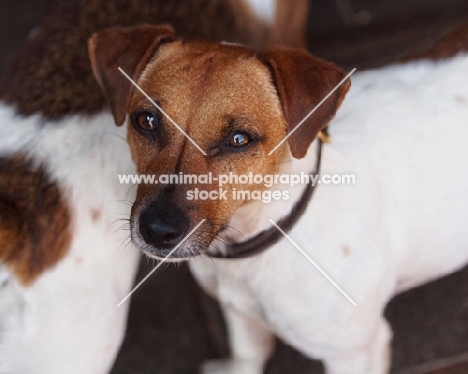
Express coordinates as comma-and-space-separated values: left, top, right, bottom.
201, 359, 264, 374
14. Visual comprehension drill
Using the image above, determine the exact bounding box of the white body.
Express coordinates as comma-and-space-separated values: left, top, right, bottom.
192, 55, 468, 373
0, 106, 139, 374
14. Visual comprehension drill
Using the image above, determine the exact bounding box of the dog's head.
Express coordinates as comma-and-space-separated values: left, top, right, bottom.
88, 25, 350, 259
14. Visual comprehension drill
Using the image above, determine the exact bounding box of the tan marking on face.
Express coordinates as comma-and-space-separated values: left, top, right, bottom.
126, 42, 288, 253
0, 155, 72, 285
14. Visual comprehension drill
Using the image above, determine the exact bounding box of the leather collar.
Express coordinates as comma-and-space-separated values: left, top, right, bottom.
209, 140, 322, 259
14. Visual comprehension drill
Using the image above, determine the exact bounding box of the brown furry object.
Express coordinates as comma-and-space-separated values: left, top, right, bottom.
0, 154, 72, 285
0, 0, 266, 120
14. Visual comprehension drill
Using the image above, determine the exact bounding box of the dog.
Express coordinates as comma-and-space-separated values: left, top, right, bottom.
88, 19, 468, 374
0, 0, 308, 373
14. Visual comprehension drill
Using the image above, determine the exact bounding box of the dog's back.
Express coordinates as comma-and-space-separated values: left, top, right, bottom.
189, 26, 468, 374
327, 50, 468, 291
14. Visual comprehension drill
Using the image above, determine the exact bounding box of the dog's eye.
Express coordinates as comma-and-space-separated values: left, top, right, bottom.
228, 132, 251, 148
132, 111, 158, 131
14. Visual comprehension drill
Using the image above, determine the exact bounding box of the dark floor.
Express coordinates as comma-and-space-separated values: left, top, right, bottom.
1, 1, 468, 373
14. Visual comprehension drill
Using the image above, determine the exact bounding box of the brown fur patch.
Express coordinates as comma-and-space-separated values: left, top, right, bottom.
0, 155, 72, 285
90, 208, 101, 222
0, 0, 268, 120
342, 245, 351, 257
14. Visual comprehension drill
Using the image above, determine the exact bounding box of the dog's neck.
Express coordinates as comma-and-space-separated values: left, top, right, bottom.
212, 139, 322, 257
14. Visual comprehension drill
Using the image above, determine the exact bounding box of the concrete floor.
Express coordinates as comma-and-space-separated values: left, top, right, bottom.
1, 1, 468, 373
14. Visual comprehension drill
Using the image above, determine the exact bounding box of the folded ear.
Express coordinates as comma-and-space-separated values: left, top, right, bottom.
88, 25, 177, 126
260, 48, 351, 158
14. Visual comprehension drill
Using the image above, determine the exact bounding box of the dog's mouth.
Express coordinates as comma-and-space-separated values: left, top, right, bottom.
130, 215, 228, 261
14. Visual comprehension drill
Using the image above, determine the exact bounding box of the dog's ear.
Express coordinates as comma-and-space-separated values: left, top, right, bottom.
261, 48, 351, 158
88, 25, 177, 126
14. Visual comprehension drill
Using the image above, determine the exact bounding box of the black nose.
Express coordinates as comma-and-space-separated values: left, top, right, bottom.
138, 200, 189, 250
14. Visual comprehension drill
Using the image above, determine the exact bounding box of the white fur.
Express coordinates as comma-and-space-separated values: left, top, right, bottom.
191, 54, 468, 373
243, 0, 277, 26
0, 104, 140, 374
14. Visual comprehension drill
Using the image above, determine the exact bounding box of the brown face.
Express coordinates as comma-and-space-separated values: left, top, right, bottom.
88, 25, 350, 260
127, 42, 287, 258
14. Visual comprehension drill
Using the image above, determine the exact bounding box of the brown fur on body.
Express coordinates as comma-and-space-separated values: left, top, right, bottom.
0, 0, 269, 120
0, 156, 72, 285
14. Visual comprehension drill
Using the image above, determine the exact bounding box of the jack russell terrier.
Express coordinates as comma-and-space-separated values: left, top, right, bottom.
88, 19, 468, 374
0, 0, 308, 373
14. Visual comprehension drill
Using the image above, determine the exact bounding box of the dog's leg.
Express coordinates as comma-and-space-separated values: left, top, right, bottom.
322, 319, 392, 374
202, 304, 275, 374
